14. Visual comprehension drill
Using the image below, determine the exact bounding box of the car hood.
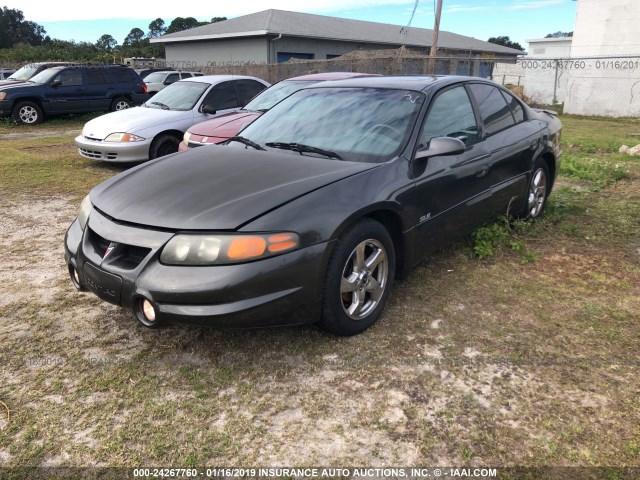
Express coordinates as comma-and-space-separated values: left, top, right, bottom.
0, 81, 38, 91
188, 111, 262, 139
91, 145, 378, 230
82, 107, 190, 139
0, 79, 28, 87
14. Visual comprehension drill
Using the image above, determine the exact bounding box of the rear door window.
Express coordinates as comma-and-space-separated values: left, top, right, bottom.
85, 68, 111, 85
164, 73, 180, 85
235, 80, 267, 105
180, 73, 192, 79
468, 83, 516, 136
500, 90, 526, 123
202, 81, 239, 111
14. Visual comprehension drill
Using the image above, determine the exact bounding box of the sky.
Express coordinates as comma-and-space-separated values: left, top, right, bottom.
9, 0, 577, 52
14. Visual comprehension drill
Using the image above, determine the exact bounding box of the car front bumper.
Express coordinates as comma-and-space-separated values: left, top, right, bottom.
64, 208, 327, 328
0, 100, 11, 117
75, 135, 153, 162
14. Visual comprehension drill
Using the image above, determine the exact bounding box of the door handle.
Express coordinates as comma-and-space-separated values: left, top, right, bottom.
475, 164, 490, 178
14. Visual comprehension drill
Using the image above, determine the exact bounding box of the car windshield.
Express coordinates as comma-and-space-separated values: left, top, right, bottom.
144, 72, 168, 83
238, 87, 425, 163
28, 68, 61, 84
9, 65, 41, 81
144, 81, 209, 111
244, 80, 316, 111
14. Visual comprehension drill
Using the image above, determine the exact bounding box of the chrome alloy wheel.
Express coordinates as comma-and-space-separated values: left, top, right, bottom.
19, 105, 39, 124
528, 167, 547, 217
340, 239, 388, 320
115, 100, 130, 110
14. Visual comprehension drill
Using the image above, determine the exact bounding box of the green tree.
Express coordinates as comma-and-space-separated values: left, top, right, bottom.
0, 6, 47, 48
165, 17, 205, 34
545, 31, 573, 38
96, 33, 117, 50
211, 17, 226, 23
148, 18, 166, 38
487, 36, 523, 51
123, 27, 145, 46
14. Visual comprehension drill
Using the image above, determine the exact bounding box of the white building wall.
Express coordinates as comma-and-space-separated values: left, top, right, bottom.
523, 39, 572, 105
164, 37, 269, 68
565, 0, 640, 116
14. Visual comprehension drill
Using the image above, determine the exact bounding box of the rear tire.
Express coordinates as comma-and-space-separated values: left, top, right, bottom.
110, 96, 132, 112
517, 158, 550, 219
13, 101, 44, 125
149, 133, 180, 159
321, 219, 395, 336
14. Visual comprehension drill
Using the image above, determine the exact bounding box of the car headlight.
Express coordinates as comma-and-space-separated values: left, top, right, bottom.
104, 133, 145, 142
160, 232, 300, 265
77, 195, 93, 230
0, 92, 6, 101
183, 131, 191, 144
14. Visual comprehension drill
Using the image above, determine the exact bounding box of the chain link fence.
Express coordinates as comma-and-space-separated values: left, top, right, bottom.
493, 55, 640, 117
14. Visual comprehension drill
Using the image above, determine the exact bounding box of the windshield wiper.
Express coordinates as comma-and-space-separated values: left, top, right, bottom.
227, 136, 265, 151
265, 142, 342, 160
150, 101, 170, 110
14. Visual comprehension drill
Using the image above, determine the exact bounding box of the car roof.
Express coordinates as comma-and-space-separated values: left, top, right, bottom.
183, 75, 267, 84
306, 75, 495, 92
287, 71, 381, 81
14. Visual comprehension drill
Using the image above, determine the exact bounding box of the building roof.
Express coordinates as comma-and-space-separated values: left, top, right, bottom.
152, 9, 524, 56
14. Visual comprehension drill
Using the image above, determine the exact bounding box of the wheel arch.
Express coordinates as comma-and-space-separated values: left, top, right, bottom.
148, 129, 185, 159
12, 96, 45, 113
539, 150, 557, 191
328, 205, 409, 281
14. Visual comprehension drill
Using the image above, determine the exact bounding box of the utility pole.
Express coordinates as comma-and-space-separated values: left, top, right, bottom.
428, 0, 443, 74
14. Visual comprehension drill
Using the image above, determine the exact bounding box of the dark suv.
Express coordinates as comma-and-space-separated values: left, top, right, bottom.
0, 65, 149, 125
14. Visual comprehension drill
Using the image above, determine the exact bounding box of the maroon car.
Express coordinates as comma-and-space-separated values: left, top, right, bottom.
178, 72, 378, 151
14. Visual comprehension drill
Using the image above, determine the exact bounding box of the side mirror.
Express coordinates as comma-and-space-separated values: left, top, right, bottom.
163, 79, 172, 85
51, 79, 62, 88
201, 104, 217, 115
415, 137, 466, 160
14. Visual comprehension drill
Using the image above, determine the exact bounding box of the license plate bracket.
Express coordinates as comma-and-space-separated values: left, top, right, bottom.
82, 262, 123, 305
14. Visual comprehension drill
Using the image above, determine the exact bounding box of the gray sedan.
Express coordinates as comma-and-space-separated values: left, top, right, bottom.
75, 75, 269, 163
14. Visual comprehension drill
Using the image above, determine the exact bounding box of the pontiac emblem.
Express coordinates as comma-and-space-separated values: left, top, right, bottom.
103, 242, 116, 260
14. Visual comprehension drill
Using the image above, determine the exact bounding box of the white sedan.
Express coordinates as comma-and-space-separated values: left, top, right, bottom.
75, 75, 269, 163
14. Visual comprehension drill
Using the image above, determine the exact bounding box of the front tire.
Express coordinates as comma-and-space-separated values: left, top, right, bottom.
13, 101, 44, 125
149, 133, 180, 159
321, 219, 395, 336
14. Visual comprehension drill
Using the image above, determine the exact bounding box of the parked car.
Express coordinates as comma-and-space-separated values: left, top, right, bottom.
64, 76, 561, 335
144, 71, 204, 95
0, 69, 16, 81
134, 67, 174, 80
0, 62, 76, 85
179, 71, 379, 151
75, 75, 269, 162
0, 65, 148, 125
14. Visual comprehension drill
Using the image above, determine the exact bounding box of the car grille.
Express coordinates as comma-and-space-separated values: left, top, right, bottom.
79, 148, 118, 160
86, 227, 151, 270
83, 136, 102, 142
187, 141, 204, 148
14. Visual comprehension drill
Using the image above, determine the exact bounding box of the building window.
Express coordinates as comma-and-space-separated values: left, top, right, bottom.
327, 54, 341, 59
277, 52, 314, 63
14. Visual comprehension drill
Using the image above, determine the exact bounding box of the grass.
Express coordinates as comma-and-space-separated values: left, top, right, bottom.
0, 114, 639, 471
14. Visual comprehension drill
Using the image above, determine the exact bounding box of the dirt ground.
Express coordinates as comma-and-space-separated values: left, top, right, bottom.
0, 117, 638, 472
